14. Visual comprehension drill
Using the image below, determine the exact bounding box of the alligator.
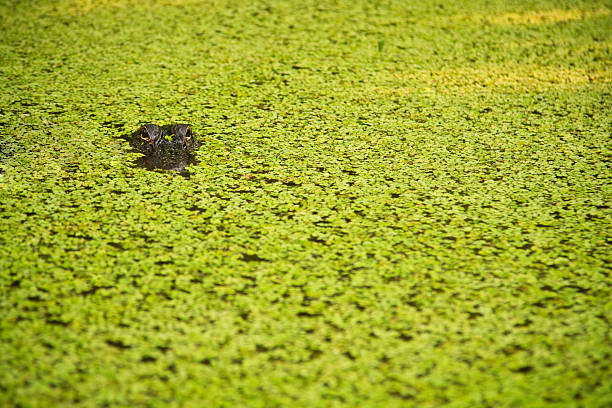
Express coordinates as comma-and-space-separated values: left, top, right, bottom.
126, 124, 200, 173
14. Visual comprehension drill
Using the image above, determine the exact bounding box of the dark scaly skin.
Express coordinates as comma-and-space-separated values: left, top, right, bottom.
160, 124, 199, 151
127, 123, 201, 172
130, 124, 164, 154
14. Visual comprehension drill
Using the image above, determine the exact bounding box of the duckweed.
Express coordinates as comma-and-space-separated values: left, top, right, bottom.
1, 0, 610, 407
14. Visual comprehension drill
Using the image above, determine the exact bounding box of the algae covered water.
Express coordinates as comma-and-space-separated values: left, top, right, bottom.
1, 0, 610, 406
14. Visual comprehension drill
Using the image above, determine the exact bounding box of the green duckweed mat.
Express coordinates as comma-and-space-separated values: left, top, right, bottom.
1, 0, 611, 406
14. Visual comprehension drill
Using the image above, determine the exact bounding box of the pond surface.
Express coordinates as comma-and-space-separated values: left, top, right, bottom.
0, 0, 610, 406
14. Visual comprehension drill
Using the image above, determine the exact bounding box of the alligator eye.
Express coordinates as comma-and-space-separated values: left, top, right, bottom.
139, 127, 152, 143
140, 131, 151, 143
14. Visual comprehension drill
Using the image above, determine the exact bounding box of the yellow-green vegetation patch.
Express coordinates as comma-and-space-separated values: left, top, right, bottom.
479, 7, 611, 26
378, 64, 610, 94
1, 0, 610, 407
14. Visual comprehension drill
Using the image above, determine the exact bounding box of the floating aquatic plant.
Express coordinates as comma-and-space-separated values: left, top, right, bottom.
0, 0, 610, 407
